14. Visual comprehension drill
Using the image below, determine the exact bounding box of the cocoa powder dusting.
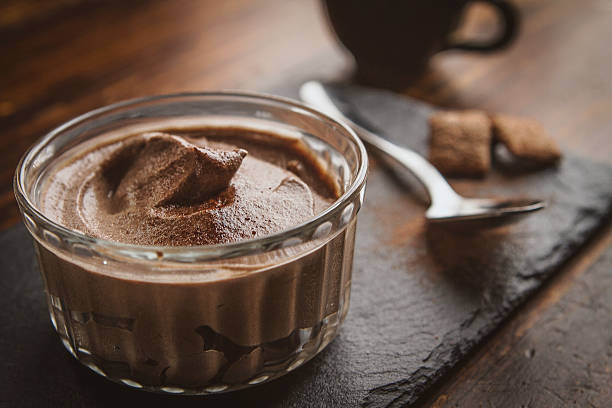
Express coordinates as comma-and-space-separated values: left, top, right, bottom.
40, 129, 337, 246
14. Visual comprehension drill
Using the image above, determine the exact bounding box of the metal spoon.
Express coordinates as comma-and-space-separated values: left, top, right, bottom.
299, 81, 544, 224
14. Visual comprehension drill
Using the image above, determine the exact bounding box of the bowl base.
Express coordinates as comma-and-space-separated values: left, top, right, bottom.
50, 286, 350, 394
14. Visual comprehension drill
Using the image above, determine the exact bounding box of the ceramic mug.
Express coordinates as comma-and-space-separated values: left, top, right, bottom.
323, 0, 519, 87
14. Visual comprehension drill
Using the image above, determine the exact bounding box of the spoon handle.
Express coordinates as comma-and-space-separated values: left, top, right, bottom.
299, 81, 459, 205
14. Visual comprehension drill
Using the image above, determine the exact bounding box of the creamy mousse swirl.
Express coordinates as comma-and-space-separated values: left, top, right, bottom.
40, 130, 337, 246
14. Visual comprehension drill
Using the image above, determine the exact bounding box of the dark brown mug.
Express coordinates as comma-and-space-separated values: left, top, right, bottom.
323, 0, 519, 87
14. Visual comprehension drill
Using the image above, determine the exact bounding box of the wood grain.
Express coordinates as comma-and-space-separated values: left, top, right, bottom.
0, 0, 343, 230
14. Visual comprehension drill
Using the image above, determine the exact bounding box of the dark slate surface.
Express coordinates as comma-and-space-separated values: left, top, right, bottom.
427, 231, 612, 407
2, 85, 612, 407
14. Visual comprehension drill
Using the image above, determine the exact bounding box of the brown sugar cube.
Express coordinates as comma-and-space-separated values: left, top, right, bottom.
491, 114, 561, 164
428, 110, 492, 177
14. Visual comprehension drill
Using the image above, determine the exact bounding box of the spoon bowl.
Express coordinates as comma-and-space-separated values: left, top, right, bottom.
426, 196, 545, 223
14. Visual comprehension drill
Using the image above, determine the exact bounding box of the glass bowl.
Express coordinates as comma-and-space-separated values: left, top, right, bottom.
14, 92, 367, 394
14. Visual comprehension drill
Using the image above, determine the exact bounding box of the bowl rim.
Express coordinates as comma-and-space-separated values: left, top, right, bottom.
14, 91, 368, 262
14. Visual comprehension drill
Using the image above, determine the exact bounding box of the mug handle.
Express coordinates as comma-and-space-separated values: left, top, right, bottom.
443, 0, 519, 51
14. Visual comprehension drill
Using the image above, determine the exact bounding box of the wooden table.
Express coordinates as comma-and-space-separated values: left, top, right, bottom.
2, 0, 611, 406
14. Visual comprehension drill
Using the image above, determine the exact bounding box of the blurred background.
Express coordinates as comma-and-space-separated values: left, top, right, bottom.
1, 0, 611, 229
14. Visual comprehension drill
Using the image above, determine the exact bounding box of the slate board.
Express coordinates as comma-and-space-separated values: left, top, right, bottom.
2, 85, 612, 407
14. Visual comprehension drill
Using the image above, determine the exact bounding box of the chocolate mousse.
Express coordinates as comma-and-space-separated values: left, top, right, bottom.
33, 123, 357, 391
41, 129, 339, 246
